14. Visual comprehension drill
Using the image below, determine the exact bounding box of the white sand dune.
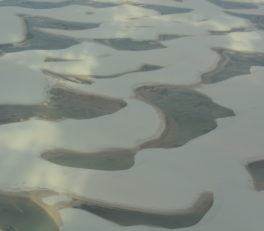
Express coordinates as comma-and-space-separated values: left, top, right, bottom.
0, 0, 264, 230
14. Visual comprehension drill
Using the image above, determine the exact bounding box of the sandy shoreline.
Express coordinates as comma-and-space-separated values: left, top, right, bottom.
41, 84, 234, 170
62, 192, 214, 229
0, 188, 213, 230
136, 84, 234, 148
0, 189, 61, 231
0, 0, 263, 230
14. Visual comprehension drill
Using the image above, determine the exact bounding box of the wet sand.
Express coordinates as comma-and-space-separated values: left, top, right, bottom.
70, 192, 213, 229
0, 86, 126, 124
41, 148, 136, 171
136, 85, 234, 148
247, 160, 264, 191
201, 48, 264, 84
0, 190, 61, 231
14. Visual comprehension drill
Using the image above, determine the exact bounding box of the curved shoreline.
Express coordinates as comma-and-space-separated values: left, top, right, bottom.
135, 84, 234, 148
41, 148, 136, 171
0, 188, 213, 229
41, 84, 234, 170
67, 192, 214, 229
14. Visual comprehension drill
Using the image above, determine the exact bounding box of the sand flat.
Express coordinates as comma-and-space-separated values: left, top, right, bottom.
0, 0, 264, 230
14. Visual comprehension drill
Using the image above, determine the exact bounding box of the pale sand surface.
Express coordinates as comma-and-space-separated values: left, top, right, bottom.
0, 0, 264, 230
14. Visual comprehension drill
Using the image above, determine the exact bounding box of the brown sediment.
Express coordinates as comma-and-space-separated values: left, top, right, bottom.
135, 84, 234, 148
0, 86, 126, 125
247, 160, 264, 191
65, 192, 213, 229
0, 189, 61, 231
41, 148, 136, 170
201, 48, 264, 84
